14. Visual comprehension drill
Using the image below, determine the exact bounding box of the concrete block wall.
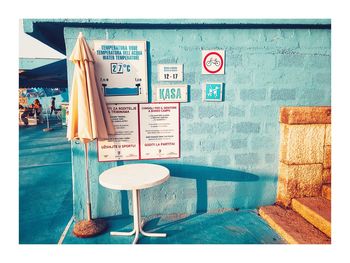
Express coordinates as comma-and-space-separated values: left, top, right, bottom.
276, 107, 331, 206
62, 21, 331, 219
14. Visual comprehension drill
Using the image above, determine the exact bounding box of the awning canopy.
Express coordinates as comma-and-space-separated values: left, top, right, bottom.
19, 59, 67, 89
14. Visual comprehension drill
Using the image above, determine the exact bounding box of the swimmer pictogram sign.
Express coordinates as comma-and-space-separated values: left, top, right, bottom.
202, 50, 225, 75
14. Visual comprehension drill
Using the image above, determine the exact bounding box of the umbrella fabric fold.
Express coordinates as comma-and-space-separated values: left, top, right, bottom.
67, 32, 114, 144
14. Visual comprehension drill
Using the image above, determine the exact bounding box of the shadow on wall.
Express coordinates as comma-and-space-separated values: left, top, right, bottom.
163, 163, 262, 213
114, 162, 276, 215
73, 142, 277, 218
72, 140, 277, 218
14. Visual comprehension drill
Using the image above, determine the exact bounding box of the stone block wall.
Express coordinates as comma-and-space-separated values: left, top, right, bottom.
277, 107, 331, 206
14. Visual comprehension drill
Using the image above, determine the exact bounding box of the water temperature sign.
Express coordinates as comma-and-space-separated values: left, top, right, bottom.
111, 63, 131, 74
202, 50, 225, 75
94, 40, 148, 103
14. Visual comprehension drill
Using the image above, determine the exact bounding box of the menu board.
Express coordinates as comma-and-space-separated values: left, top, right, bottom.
97, 104, 139, 161
139, 103, 180, 160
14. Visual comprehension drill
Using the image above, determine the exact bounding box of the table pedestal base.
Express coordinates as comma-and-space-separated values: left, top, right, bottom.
110, 189, 166, 244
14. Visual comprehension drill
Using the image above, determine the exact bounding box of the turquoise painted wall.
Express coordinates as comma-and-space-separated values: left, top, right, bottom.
63, 21, 331, 220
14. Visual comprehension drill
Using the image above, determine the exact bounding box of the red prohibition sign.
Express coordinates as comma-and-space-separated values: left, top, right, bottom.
203, 51, 224, 74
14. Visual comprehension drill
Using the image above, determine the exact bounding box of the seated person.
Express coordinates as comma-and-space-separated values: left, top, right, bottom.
33, 99, 42, 115
21, 100, 42, 126
33, 99, 44, 123
20, 106, 34, 126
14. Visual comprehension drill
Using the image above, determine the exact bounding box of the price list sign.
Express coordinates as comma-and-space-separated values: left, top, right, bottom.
139, 103, 180, 160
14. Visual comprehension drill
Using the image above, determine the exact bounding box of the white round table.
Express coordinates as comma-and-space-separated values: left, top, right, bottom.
99, 163, 170, 244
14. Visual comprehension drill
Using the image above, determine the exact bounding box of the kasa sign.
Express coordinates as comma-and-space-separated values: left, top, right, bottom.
153, 85, 188, 103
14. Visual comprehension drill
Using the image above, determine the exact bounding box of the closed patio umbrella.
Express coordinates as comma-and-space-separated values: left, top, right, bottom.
67, 32, 115, 237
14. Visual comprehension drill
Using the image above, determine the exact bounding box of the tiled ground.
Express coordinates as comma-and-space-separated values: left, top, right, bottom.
19, 119, 285, 244
19, 120, 73, 244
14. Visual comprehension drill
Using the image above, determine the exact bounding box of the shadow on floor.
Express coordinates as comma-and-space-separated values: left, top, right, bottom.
63, 209, 285, 244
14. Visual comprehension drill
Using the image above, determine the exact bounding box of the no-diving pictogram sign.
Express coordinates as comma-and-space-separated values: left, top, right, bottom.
202, 50, 225, 75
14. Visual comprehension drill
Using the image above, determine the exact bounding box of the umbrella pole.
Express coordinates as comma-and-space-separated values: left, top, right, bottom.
84, 143, 92, 221
73, 142, 107, 238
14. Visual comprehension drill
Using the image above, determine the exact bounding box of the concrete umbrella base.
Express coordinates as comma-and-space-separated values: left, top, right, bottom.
73, 219, 108, 238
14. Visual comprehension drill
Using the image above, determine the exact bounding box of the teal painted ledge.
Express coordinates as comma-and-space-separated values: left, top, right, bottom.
23, 19, 331, 54
19, 58, 61, 70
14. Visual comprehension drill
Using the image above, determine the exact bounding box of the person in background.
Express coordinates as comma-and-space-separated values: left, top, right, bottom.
33, 99, 42, 115
50, 97, 56, 116
33, 99, 44, 124
21, 101, 42, 126
20, 106, 33, 126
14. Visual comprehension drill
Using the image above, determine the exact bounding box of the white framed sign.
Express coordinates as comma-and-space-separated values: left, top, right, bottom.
202, 50, 225, 75
152, 85, 188, 103
97, 104, 139, 161
157, 64, 183, 81
202, 83, 223, 102
139, 103, 180, 160
93, 40, 148, 103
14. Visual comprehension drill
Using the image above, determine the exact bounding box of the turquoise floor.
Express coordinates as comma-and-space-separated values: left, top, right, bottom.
19, 119, 284, 244
63, 210, 285, 244
19, 120, 73, 244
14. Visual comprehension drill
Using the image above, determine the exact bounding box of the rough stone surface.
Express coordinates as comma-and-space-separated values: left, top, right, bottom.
230, 138, 248, 149
277, 162, 323, 207
234, 153, 259, 166
199, 105, 224, 119
258, 205, 331, 244
325, 124, 331, 146
280, 106, 331, 124
229, 107, 245, 117
291, 197, 331, 237
180, 106, 194, 119
322, 169, 331, 184
240, 89, 266, 101
323, 145, 331, 169
212, 155, 231, 166
322, 184, 331, 200
280, 124, 325, 164
236, 122, 260, 133
271, 89, 296, 101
